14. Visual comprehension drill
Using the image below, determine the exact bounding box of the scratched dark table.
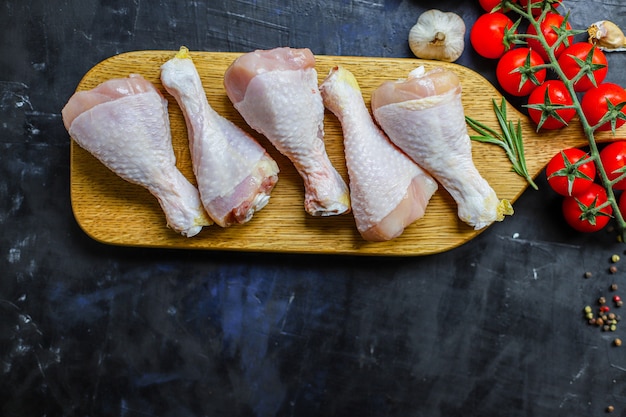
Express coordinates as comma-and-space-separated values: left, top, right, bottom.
3, 1, 626, 416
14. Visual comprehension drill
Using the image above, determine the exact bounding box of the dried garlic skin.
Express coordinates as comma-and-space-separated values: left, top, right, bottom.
588, 20, 626, 52
409, 9, 466, 62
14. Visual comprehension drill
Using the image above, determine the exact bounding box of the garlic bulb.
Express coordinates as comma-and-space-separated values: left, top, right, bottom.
409, 9, 466, 62
588, 20, 626, 52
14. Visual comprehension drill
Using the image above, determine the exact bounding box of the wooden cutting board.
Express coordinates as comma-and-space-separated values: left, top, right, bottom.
69, 50, 617, 256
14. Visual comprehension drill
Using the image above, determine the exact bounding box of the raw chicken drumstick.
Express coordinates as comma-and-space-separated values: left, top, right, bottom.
160, 47, 279, 227
371, 67, 513, 230
320, 66, 438, 241
223, 47, 351, 217
62, 74, 212, 237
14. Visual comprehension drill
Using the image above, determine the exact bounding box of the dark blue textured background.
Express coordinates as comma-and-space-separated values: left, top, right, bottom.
2, 1, 626, 416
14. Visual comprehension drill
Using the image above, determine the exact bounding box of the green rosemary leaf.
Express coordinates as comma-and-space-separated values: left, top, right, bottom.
468, 135, 506, 146
515, 120, 527, 170
465, 116, 502, 140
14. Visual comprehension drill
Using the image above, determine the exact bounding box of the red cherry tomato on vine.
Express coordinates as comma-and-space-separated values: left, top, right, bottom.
600, 141, 626, 190
519, 0, 562, 16
526, 12, 573, 61
562, 183, 612, 233
470, 12, 516, 59
581, 83, 626, 131
527, 80, 575, 130
479, 0, 518, 12
545, 148, 596, 196
496, 47, 546, 96
478, 0, 499, 12
558, 43, 608, 92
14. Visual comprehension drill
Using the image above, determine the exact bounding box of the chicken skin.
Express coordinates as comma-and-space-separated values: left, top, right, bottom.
161, 47, 279, 227
62, 74, 211, 237
320, 66, 437, 241
223, 47, 350, 217
371, 67, 512, 230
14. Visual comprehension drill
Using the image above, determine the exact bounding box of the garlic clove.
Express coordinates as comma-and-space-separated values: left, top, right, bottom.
409, 9, 466, 62
587, 20, 626, 52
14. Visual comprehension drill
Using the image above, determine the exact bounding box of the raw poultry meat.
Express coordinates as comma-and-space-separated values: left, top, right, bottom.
320, 66, 438, 241
160, 47, 279, 227
371, 67, 513, 229
62, 74, 212, 237
223, 47, 351, 217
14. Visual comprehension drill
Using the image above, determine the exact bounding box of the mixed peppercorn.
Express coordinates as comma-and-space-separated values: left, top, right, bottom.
583, 254, 624, 347
583, 254, 623, 343
582, 252, 624, 413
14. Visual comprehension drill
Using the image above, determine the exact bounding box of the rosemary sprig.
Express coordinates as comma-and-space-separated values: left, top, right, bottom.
466, 98, 538, 190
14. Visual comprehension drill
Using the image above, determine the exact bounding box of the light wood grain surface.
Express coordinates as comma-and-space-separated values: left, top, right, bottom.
68, 50, 618, 255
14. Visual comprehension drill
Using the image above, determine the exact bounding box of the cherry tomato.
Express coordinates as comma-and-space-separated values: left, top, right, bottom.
470, 12, 516, 59
496, 47, 546, 96
479, 0, 518, 12
562, 183, 612, 232
600, 141, 626, 190
581, 83, 626, 132
545, 148, 596, 196
479, 0, 499, 12
519, 0, 562, 16
527, 80, 575, 130
557, 43, 608, 92
526, 12, 573, 61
